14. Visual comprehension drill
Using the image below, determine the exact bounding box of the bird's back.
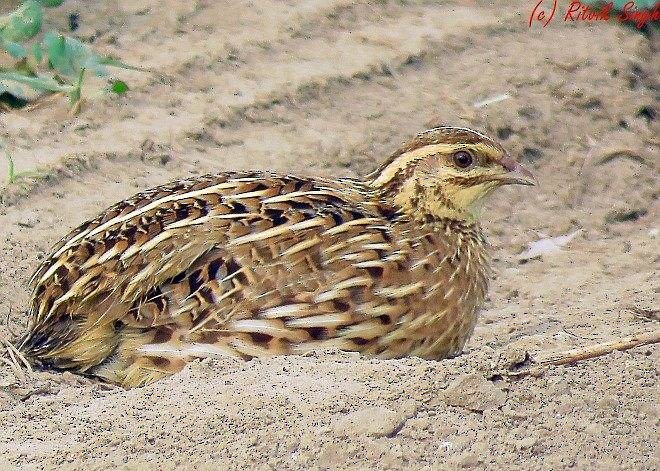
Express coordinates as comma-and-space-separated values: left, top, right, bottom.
20, 169, 490, 387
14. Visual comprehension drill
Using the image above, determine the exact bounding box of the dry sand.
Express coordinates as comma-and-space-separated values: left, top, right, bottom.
0, 0, 658, 469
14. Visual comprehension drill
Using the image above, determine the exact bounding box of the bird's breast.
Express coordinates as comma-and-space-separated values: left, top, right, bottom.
377, 221, 490, 359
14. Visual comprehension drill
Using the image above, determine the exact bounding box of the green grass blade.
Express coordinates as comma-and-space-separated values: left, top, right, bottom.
0, 71, 71, 93
100, 57, 150, 73
5, 151, 16, 184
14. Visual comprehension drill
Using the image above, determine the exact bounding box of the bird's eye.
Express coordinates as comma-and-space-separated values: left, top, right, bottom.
452, 150, 473, 169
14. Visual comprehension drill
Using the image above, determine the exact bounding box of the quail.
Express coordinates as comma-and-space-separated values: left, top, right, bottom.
19, 126, 536, 387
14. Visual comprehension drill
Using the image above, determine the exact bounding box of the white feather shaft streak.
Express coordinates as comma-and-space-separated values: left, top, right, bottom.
211, 212, 261, 219
120, 231, 174, 261
230, 337, 274, 357
228, 319, 309, 341
352, 260, 387, 269
96, 246, 125, 264
339, 321, 388, 339
229, 218, 326, 246
324, 233, 377, 254
36, 259, 68, 286
285, 312, 353, 328
224, 188, 278, 200
322, 218, 382, 236
162, 215, 211, 230
261, 190, 340, 204
200, 285, 241, 308
314, 289, 350, 303
362, 243, 392, 250
355, 302, 404, 317
339, 252, 378, 263
188, 303, 242, 334
375, 282, 424, 298
138, 342, 240, 358
171, 298, 200, 318
423, 279, 445, 299
280, 236, 322, 257
51, 181, 244, 257
49, 268, 105, 309
332, 276, 372, 290
260, 303, 314, 318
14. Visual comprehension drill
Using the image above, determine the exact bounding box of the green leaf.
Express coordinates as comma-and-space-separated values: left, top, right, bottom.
42, 32, 145, 78
110, 79, 129, 94
43, 31, 74, 76
38, 0, 66, 7
0, 0, 43, 42
2, 40, 28, 59
43, 31, 108, 77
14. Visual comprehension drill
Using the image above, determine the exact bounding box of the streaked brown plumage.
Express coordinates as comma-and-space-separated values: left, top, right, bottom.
18, 126, 535, 388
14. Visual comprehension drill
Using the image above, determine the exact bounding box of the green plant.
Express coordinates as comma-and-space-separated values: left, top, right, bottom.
3, 147, 46, 185
0, 1, 141, 111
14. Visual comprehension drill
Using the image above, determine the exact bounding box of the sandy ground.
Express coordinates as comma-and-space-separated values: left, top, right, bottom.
0, 0, 658, 469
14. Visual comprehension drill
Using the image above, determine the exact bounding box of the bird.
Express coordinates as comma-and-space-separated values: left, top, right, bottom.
17, 126, 536, 388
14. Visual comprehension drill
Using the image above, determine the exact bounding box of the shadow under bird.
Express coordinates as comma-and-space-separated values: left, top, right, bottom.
18, 126, 536, 388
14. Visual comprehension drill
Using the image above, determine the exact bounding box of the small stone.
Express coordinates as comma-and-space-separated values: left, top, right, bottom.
521, 147, 543, 163
512, 436, 538, 450
332, 406, 407, 437
518, 106, 541, 120
605, 207, 648, 223
496, 126, 514, 140
493, 346, 531, 371
441, 374, 506, 412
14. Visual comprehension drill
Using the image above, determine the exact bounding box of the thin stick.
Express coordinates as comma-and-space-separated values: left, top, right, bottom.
502, 330, 660, 378
0, 325, 32, 384
4, 346, 25, 381
5, 305, 17, 338
539, 330, 660, 365
3, 338, 32, 371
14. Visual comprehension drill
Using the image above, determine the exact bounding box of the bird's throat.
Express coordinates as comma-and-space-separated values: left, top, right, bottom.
386, 178, 477, 224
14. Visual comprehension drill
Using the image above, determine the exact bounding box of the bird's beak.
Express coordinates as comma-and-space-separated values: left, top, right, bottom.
497, 156, 537, 186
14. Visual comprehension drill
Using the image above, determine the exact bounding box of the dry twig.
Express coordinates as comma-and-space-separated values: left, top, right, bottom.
501, 330, 660, 378
1, 307, 32, 382
1, 333, 32, 382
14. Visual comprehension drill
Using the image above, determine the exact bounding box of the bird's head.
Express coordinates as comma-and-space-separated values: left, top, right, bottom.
366, 127, 536, 223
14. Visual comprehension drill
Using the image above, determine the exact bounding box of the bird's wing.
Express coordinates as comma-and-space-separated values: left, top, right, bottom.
26, 172, 420, 355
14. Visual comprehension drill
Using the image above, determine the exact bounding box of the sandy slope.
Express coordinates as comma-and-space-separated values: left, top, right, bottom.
0, 1, 658, 469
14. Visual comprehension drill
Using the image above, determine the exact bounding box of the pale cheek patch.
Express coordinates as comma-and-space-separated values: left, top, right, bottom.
468, 182, 499, 213
448, 183, 496, 210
